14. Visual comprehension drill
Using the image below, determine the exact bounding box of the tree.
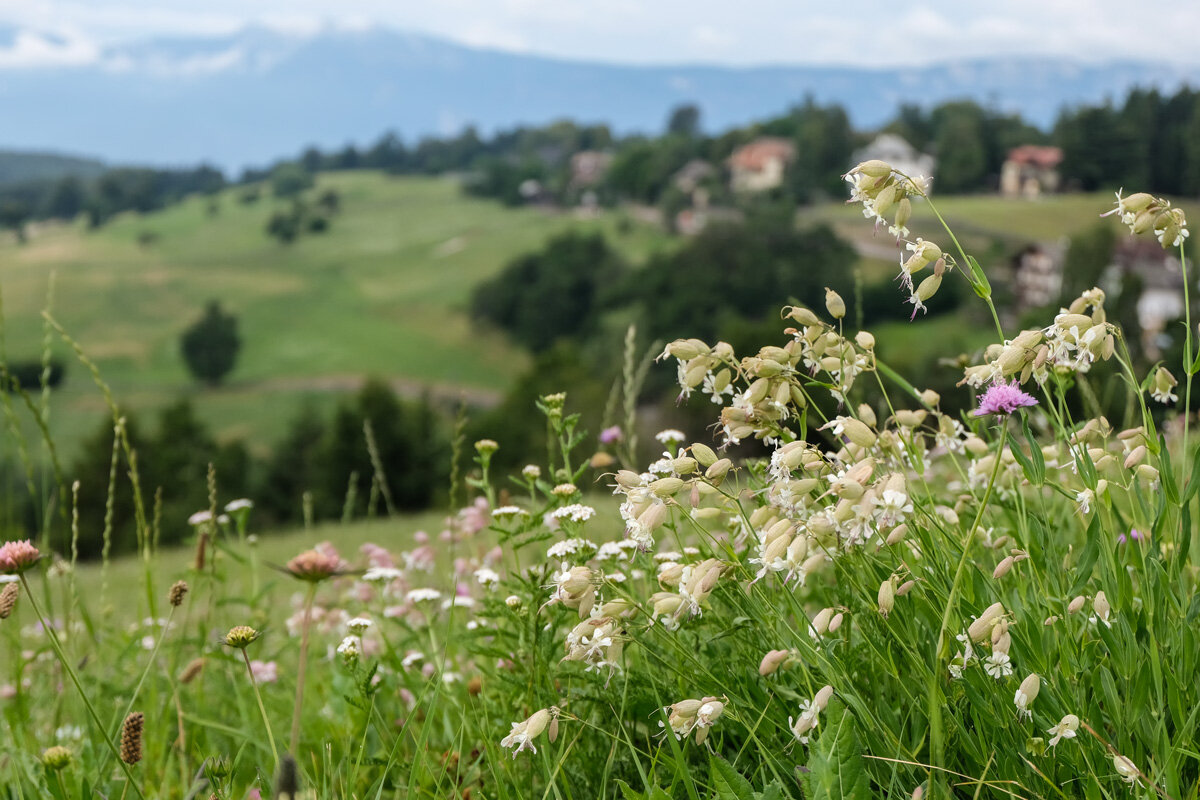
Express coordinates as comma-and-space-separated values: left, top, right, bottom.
180, 300, 241, 385
0, 200, 31, 243
471, 231, 629, 351
666, 104, 702, 138
270, 162, 314, 198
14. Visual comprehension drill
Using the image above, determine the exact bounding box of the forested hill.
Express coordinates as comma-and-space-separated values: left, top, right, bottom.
0, 150, 105, 187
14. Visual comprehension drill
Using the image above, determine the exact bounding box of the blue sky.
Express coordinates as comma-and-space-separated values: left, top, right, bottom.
0, 0, 1196, 68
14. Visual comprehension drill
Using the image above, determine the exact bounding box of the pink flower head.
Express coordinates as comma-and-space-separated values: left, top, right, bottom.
249, 660, 278, 683
974, 382, 1037, 417
599, 426, 623, 444
284, 548, 347, 582
0, 540, 40, 574
1117, 529, 1145, 545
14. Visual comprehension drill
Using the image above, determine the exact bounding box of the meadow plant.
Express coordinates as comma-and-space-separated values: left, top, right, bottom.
2, 165, 1200, 799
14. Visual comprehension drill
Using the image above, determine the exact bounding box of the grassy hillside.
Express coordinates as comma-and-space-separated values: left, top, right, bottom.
0, 172, 672, 457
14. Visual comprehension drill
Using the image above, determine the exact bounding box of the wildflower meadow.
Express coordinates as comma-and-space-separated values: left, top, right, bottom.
3, 162, 1200, 800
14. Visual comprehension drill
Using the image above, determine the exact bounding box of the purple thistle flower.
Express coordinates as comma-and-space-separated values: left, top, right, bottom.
1117, 529, 1145, 545
974, 381, 1038, 417
599, 426, 623, 445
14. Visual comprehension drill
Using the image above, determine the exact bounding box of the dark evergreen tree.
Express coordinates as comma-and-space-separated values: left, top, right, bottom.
180, 300, 241, 385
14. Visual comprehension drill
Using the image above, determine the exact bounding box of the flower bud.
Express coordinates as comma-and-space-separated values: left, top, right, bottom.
885, 524, 908, 546
992, 556, 1014, 580
824, 288, 846, 320
690, 442, 719, 468
1067, 595, 1086, 614
853, 160, 893, 178
705, 458, 732, 485
759, 649, 791, 676
877, 578, 896, 617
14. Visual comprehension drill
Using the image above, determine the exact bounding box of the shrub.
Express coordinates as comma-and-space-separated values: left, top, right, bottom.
180, 300, 240, 385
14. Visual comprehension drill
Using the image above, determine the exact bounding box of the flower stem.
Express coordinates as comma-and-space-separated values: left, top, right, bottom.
289, 582, 317, 754
1179, 240, 1193, 467
926, 424, 1008, 797
242, 648, 279, 768
19, 575, 147, 800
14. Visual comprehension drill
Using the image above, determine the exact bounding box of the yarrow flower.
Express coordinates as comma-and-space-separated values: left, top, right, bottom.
550, 504, 597, 524
974, 382, 1037, 417
0, 540, 39, 575
654, 429, 686, 446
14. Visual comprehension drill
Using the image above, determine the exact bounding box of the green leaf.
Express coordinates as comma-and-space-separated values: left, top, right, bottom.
756, 780, 785, 800
1070, 516, 1101, 595
967, 256, 992, 299
1159, 434, 1180, 506
801, 701, 871, 800
710, 754, 755, 800
617, 780, 646, 800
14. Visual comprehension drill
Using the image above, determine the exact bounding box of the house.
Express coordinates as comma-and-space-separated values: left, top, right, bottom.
1102, 238, 1187, 359
673, 159, 716, 207
1000, 146, 1063, 198
569, 150, 613, 189
851, 134, 936, 186
1011, 242, 1067, 313
728, 137, 795, 193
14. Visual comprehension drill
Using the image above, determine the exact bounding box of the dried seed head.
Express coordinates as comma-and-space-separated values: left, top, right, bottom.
274, 754, 299, 799
120, 712, 144, 765
168, 580, 189, 608
0, 582, 18, 619
179, 657, 205, 684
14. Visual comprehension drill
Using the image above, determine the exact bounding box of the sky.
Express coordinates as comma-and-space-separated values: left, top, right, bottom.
0, 0, 1197, 69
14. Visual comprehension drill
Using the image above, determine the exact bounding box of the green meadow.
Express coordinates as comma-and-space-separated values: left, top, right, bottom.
0, 172, 672, 457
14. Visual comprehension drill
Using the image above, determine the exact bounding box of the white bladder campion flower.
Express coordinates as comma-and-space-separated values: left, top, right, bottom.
1112, 753, 1141, 786
789, 685, 834, 745
1046, 714, 1079, 747
1013, 673, 1040, 720
500, 708, 559, 757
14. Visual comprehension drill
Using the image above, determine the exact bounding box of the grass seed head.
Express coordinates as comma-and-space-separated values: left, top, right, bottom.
120, 712, 144, 765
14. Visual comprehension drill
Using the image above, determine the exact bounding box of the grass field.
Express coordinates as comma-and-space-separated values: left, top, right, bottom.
0, 172, 673, 458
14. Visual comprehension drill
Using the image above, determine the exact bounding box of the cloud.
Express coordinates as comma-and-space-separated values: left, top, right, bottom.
0, 0, 1198, 67
0, 28, 99, 67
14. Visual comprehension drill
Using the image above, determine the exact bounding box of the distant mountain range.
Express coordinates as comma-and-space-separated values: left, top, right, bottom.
0, 25, 1197, 171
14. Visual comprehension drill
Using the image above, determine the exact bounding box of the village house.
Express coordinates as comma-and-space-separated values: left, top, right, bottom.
1011, 242, 1067, 314
1102, 238, 1187, 359
728, 137, 795, 193
568, 150, 614, 189
673, 158, 716, 208
851, 133, 936, 187
1000, 145, 1063, 198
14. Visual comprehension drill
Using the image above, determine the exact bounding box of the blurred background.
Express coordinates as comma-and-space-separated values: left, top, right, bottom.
1, 1, 1198, 553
